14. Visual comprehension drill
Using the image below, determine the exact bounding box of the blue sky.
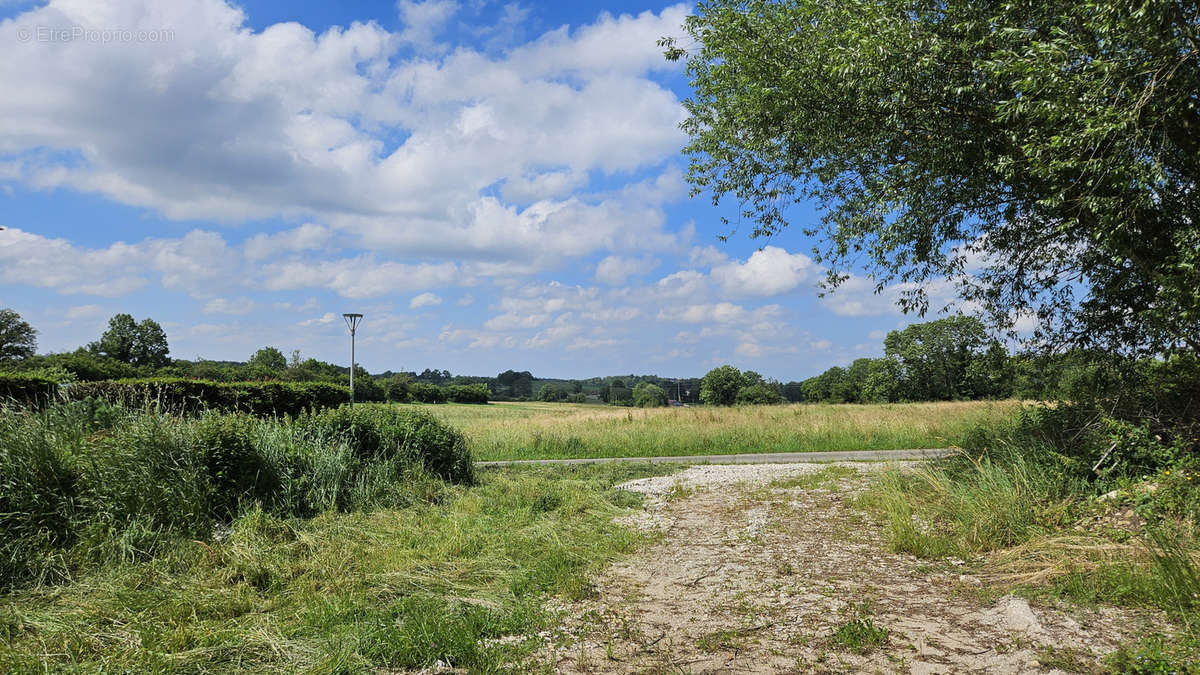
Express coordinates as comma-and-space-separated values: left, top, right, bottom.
0, 0, 963, 380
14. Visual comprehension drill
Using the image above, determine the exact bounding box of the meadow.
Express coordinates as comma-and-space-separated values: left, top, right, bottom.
402, 399, 1019, 461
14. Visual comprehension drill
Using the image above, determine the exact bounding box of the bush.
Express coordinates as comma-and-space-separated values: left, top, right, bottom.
63, 378, 351, 417
0, 373, 59, 407
445, 383, 489, 404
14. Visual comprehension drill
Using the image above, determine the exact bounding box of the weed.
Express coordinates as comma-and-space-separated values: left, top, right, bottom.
831, 616, 888, 653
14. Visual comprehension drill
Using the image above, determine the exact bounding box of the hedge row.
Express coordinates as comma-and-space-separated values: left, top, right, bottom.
62, 378, 352, 417
0, 374, 59, 407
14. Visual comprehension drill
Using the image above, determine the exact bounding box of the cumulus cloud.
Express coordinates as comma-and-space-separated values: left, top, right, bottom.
0, 0, 688, 268
711, 246, 813, 297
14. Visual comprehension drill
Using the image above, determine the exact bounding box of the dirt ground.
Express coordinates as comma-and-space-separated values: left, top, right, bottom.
534, 462, 1165, 674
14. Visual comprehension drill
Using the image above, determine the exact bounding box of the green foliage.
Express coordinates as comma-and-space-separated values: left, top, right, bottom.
408, 381, 447, 404
445, 383, 489, 404
537, 383, 561, 402
1105, 635, 1200, 674
632, 382, 668, 407
91, 314, 171, 368
301, 406, 473, 483
0, 410, 78, 588
0, 308, 36, 362
63, 378, 351, 417
0, 374, 58, 407
666, 0, 1200, 355
0, 463, 670, 671
734, 382, 782, 405
0, 401, 474, 590
700, 365, 744, 406
386, 373, 412, 402
831, 616, 889, 653
247, 346, 287, 372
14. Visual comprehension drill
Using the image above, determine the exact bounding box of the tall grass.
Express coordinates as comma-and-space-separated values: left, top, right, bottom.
401, 400, 1017, 460
861, 448, 1200, 638
0, 463, 674, 672
0, 400, 472, 590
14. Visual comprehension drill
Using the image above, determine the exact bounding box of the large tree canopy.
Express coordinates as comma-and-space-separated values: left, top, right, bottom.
664, 0, 1200, 355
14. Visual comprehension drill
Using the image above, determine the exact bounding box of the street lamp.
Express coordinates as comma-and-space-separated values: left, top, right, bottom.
343, 313, 363, 406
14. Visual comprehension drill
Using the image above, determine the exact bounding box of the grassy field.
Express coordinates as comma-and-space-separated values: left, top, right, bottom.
398, 400, 1019, 461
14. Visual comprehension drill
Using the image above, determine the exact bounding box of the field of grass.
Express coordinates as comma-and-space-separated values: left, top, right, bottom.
0, 462, 676, 672
398, 400, 1019, 461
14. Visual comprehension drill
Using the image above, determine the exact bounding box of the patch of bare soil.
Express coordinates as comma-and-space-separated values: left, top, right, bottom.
534, 462, 1164, 674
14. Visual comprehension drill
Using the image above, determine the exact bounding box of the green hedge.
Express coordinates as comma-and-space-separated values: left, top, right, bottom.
63, 378, 350, 417
0, 374, 59, 407
444, 383, 490, 404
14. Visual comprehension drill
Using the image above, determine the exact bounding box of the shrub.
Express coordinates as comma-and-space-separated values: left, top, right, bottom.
445, 383, 489, 404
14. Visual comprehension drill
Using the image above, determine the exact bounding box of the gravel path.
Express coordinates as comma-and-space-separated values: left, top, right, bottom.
534, 462, 1163, 674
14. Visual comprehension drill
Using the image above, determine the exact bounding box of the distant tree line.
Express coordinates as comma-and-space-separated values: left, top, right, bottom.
4, 307, 1131, 409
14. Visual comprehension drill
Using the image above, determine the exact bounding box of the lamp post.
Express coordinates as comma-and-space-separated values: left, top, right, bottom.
343, 313, 363, 406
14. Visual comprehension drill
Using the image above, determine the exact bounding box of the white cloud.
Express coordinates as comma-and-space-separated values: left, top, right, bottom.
595, 255, 657, 286
203, 297, 257, 315
244, 224, 332, 261
0, 0, 689, 270
868, 329, 886, 340
711, 246, 813, 297
409, 292, 442, 309
396, 0, 458, 50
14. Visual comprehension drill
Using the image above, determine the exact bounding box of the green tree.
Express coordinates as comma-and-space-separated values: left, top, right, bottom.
386, 373, 412, 402
92, 313, 137, 363
90, 314, 169, 368
537, 383, 560, 402
735, 382, 782, 405
633, 382, 668, 407
883, 316, 992, 400
0, 309, 37, 362
248, 346, 287, 372
664, 0, 1200, 356
131, 318, 170, 368
700, 365, 744, 406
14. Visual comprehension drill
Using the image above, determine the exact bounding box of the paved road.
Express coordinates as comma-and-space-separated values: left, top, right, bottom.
476, 448, 955, 467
